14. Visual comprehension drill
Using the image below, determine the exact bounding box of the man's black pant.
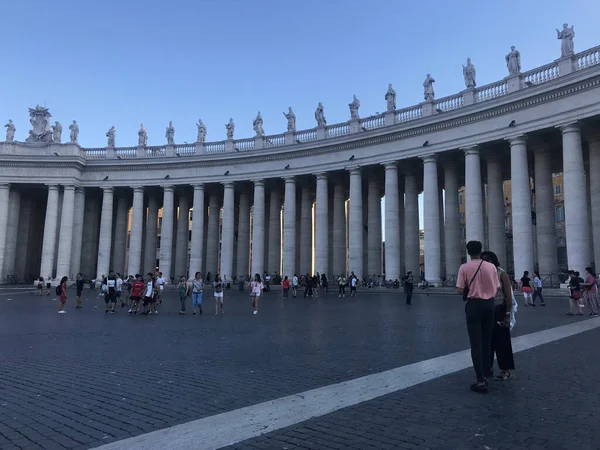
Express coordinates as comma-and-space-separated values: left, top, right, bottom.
465, 298, 495, 382
405, 285, 413, 304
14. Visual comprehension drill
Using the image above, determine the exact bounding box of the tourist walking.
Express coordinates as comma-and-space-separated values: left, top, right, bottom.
178, 276, 189, 314
456, 241, 499, 393
282, 276, 290, 298
36, 276, 44, 296
292, 274, 298, 298
129, 274, 145, 315
321, 273, 328, 295
116, 273, 124, 308
156, 272, 165, 304
404, 271, 414, 305
75, 273, 85, 309
338, 274, 346, 297
582, 267, 600, 317
250, 273, 264, 314
142, 273, 155, 315
213, 274, 224, 315
192, 272, 204, 316
304, 273, 314, 298
349, 271, 358, 297
520, 271, 534, 307
57, 276, 68, 314
105, 271, 117, 314
567, 270, 583, 315
532, 271, 546, 306
481, 251, 516, 381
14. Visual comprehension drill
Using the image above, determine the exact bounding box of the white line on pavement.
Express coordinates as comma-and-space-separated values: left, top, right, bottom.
93, 319, 600, 450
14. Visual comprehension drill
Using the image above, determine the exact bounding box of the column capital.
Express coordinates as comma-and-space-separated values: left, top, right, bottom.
558, 122, 580, 134
505, 134, 528, 146
382, 161, 397, 170
74, 186, 85, 194
193, 183, 204, 190
132, 186, 144, 194
420, 154, 437, 164
284, 176, 296, 184
45, 184, 59, 190
62, 185, 76, 192
461, 146, 479, 156
102, 186, 114, 193
253, 179, 265, 187
316, 173, 328, 181
162, 185, 175, 192
223, 181, 235, 189
348, 166, 361, 176
0, 183, 11, 191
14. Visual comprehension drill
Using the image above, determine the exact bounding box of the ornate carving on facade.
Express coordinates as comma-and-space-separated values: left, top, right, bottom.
4, 120, 15, 143
506, 46, 521, 75
69, 120, 79, 144
385, 84, 396, 111
225, 118, 235, 140
51, 121, 63, 143
253, 112, 264, 136
557, 23, 575, 57
315, 102, 326, 127
283, 107, 296, 132
26, 105, 53, 143
463, 58, 476, 89
349, 95, 360, 119
423, 74, 435, 101
166, 121, 175, 145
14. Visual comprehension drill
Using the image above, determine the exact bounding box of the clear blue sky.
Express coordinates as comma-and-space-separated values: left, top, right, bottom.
1, 0, 598, 148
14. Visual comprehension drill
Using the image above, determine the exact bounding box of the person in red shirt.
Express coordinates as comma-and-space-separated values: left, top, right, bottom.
128, 274, 146, 315
282, 276, 290, 298
58, 276, 68, 314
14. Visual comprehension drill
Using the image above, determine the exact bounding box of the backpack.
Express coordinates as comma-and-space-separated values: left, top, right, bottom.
55, 285, 61, 295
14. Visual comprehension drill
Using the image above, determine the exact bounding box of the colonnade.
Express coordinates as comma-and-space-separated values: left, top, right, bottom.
1, 123, 599, 284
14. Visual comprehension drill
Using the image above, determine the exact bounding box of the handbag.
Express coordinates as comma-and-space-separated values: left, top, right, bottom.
463, 260, 484, 301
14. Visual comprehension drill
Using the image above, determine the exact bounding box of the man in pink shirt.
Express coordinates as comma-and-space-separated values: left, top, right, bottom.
456, 240, 499, 393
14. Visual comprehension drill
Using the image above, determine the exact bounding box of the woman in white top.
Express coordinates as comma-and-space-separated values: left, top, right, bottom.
250, 273, 264, 315
213, 274, 224, 315
532, 271, 546, 306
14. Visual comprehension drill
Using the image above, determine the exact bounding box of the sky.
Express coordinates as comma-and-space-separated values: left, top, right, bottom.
1, 0, 599, 148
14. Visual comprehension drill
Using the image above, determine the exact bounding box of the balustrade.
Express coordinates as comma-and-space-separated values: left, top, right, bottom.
146, 146, 166, 157
173, 143, 196, 155
234, 138, 255, 151
205, 141, 226, 153
396, 105, 422, 123
83, 148, 107, 159
115, 147, 138, 158
475, 80, 508, 102
327, 123, 350, 138
360, 114, 385, 131
264, 133, 286, 147
575, 45, 600, 70
434, 93, 463, 112
295, 128, 318, 143
522, 62, 559, 86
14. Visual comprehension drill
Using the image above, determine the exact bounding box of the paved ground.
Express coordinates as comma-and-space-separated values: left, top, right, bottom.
0, 285, 595, 449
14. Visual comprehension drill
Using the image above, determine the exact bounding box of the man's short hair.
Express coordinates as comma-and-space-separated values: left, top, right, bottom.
466, 240, 483, 257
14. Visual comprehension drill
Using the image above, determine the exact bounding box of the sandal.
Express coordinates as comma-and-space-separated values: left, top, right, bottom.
470, 382, 489, 393
495, 372, 511, 381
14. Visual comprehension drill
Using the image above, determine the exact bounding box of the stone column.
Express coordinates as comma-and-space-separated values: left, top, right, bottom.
404, 174, 420, 276
112, 194, 128, 275
174, 195, 189, 278
237, 191, 251, 278
348, 168, 363, 279
55, 186, 76, 279
220, 182, 235, 280
367, 178, 382, 277
383, 163, 400, 280
561, 123, 591, 274
144, 195, 159, 273
268, 187, 282, 274
251, 180, 265, 276
4, 189, 20, 279
159, 186, 175, 282
15, 197, 32, 281
128, 187, 145, 276
398, 176, 405, 275
438, 187, 446, 278
282, 177, 297, 278
487, 156, 507, 268
444, 164, 461, 276
534, 145, 559, 275
70, 188, 86, 278
205, 194, 220, 278
422, 156, 441, 284
464, 147, 484, 242
189, 185, 205, 279
298, 185, 312, 275
332, 182, 346, 277
588, 134, 600, 269
508, 135, 534, 278
96, 187, 114, 280
39, 185, 60, 279
315, 174, 329, 277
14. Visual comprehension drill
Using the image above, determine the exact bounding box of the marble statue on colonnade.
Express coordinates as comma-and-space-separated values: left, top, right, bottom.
26, 105, 53, 143
315, 102, 327, 127
506, 46, 521, 75
557, 23, 575, 57
106, 126, 116, 147
349, 95, 360, 119
4, 120, 15, 142
283, 107, 296, 132
463, 58, 476, 88
51, 121, 62, 143
69, 120, 79, 144
165, 121, 175, 145
423, 74, 435, 101
253, 111, 264, 136
225, 118, 235, 139
196, 119, 206, 143
385, 83, 396, 111
138, 123, 148, 147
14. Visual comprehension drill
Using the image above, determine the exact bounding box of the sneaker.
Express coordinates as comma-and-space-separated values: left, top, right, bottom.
58, 310, 66, 314
134, 310, 138, 315
338, 294, 341, 298
253, 310, 258, 315
592, 313, 599, 317
192, 312, 196, 316
128, 309, 132, 313
541, 303, 546, 306
105, 310, 109, 314
154, 310, 158, 314
110, 310, 115, 314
